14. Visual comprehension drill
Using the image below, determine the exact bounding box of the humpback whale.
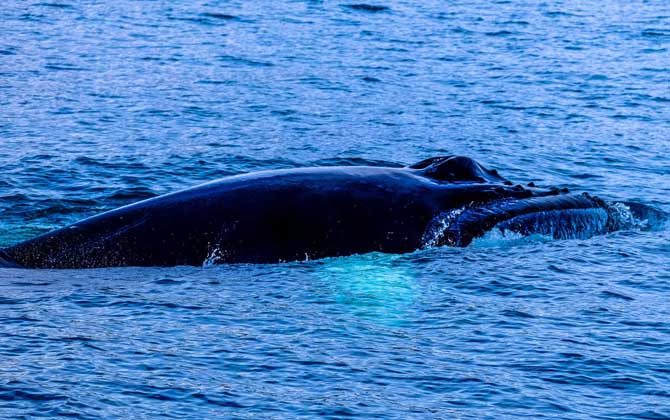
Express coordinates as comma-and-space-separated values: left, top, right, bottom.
0, 156, 662, 268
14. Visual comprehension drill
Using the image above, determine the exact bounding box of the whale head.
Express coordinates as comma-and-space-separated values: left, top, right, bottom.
408, 156, 658, 248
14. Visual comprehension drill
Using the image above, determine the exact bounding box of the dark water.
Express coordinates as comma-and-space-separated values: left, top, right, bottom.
1, 0, 669, 418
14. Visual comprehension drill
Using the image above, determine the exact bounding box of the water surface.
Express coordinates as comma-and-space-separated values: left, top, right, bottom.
1, 0, 669, 418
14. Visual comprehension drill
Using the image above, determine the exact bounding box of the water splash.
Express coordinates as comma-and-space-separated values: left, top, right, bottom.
471, 229, 553, 248
610, 200, 670, 232
203, 246, 226, 267
421, 207, 464, 248
607, 202, 645, 231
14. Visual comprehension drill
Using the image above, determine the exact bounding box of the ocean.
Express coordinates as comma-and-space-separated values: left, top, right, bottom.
1, 1, 669, 418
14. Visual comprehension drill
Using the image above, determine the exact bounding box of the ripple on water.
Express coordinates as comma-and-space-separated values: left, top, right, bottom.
1, 0, 670, 418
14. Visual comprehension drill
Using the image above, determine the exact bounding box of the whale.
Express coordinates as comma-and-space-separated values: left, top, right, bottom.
0, 156, 663, 268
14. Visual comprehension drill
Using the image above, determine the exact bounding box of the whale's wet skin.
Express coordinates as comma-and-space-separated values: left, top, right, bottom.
0, 156, 664, 268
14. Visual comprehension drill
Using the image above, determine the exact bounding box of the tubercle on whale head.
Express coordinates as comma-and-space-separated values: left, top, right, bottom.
407, 157, 580, 198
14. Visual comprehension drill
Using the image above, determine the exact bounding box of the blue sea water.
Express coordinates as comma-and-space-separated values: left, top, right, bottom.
1, 0, 669, 418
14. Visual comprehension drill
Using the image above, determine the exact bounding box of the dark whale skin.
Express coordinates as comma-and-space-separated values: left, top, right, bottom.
1, 157, 613, 268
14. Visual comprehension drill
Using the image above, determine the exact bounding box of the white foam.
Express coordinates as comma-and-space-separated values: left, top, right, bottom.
471, 229, 553, 248
607, 202, 646, 230
203, 246, 226, 267
420, 207, 464, 248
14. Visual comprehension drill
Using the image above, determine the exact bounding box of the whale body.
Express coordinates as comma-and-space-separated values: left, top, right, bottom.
0, 156, 661, 268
